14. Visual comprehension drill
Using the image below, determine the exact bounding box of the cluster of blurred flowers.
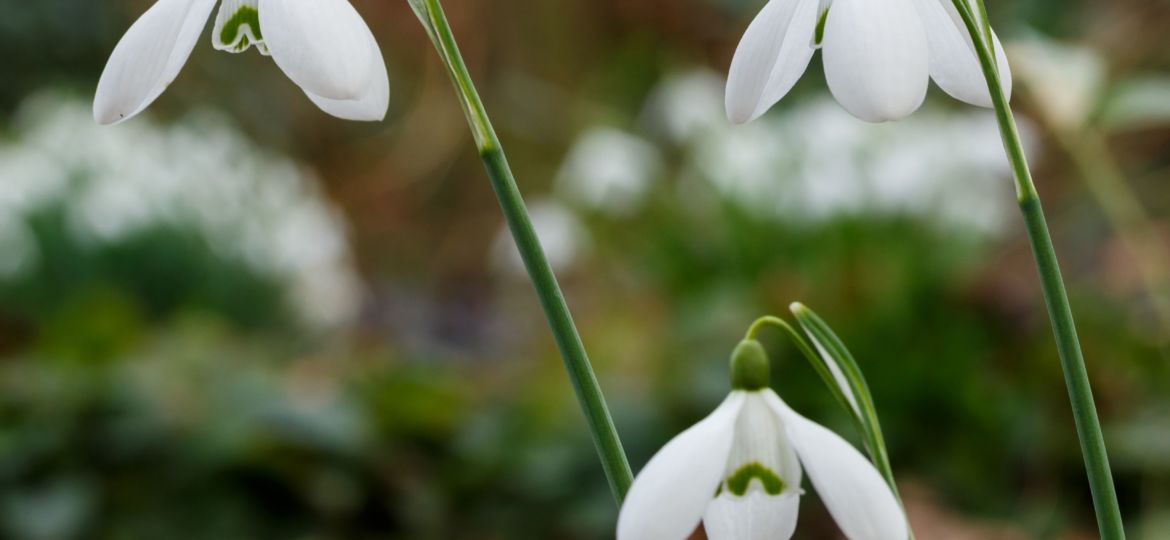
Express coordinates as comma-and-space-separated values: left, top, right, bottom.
499, 69, 1027, 276
0, 93, 361, 330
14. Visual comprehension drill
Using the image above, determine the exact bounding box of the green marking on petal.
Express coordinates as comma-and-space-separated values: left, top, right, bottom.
726, 462, 785, 496
219, 6, 263, 53
814, 7, 830, 47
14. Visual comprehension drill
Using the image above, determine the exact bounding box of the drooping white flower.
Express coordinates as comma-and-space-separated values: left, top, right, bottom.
725, 0, 1012, 123
94, 0, 390, 124
617, 340, 907, 540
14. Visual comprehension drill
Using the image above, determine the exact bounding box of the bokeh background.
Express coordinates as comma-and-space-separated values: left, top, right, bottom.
1, 0, 1169, 538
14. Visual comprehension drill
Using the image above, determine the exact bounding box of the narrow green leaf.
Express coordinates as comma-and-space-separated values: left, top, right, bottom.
789, 303, 911, 539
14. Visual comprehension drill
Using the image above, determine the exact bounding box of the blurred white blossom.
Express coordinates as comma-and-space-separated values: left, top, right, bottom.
1009, 38, 1106, 129
0, 92, 361, 329
555, 127, 662, 216
600, 69, 1029, 236
641, 71, 728, 143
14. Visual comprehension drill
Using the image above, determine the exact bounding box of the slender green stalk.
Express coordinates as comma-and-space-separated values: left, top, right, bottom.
409, 0, 633, 502
951, 1, 1126, 537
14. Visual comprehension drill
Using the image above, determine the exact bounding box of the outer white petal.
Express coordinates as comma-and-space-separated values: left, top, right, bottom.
765, 392, 908, 540
260, 0, 375, 101
303, 31, 389, 120
914, 0, 1012, 107
725, 0, 820, 124
94, 0, 218, 125
616, 392, 746, 540
703, 490, 800, 540
822, 0, 929, 122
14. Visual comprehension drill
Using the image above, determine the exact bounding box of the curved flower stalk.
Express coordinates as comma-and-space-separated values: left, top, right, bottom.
95, 0, 390, 124
725, 0, 1011, 123
618, 332, 908, 540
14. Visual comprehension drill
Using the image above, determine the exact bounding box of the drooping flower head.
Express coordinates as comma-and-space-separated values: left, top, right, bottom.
95, 0, 389, 124
617, 340, 907, 540
726, 0, 1012, 123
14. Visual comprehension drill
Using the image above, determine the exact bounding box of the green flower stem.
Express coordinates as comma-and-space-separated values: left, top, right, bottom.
951, 1, 1126, 537
410, 0, 633, 502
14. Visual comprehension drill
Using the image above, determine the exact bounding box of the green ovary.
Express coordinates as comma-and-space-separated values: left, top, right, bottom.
725, 462, 785, 496
220, 7, 263, 52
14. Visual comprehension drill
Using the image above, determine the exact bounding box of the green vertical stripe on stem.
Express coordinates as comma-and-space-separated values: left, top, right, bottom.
413, 0, 633, 502
950, 1, 1126, 537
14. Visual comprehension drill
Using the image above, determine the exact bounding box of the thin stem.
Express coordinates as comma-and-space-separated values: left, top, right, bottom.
973, 0, 994, 59
412, 0, 633, 502
950, 2, 1126, 537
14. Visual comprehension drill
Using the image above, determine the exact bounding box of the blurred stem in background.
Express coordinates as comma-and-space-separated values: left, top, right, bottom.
406, 0, 634, 501
958, 0, 1126, 537
1038, 111, 1170, 351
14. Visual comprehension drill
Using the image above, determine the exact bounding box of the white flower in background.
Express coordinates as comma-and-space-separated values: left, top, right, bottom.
0, 92, 362, 330
725, 0, 1012, 123
618, 340, 907, 540
1008, 38, 1105, 130
555, 128, 662, 216
641, 71, 728, 142
632, 69, 1021, 234
95, 0, 389, 124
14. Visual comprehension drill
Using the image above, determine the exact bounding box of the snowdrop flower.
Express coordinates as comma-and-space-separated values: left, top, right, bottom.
726, 0, 1012, 123
617, 340, 907, 540
95, 0, 389, 124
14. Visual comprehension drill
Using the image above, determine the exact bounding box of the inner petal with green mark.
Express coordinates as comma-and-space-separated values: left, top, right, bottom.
717, 392, 803, 498
213, 0, 268, 55
725, 462, 786, 496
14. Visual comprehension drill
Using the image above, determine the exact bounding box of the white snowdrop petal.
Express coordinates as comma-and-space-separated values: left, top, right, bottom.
261, 0, 376, 100
94, 0, 218, 125
822, 0, 929, 122
616, 392, 746, 540
703, 490, 800, 540
303, 30, 389, 120
725, 0, 820, 123
915, 0, 1012, 107
766, 393, 908, 540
